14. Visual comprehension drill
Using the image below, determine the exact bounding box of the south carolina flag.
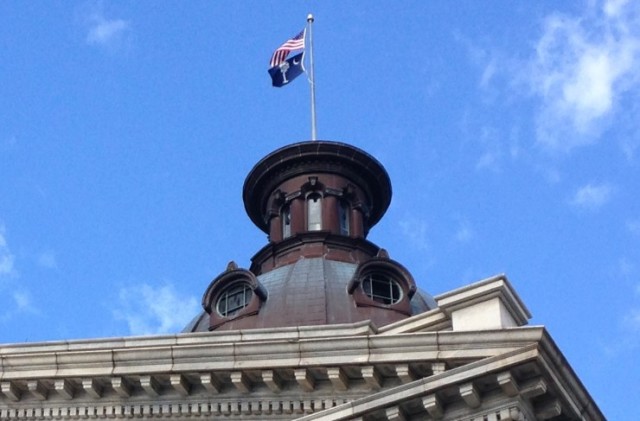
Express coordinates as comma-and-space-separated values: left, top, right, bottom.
268, 29, 305, 87
268, 52, 305, 87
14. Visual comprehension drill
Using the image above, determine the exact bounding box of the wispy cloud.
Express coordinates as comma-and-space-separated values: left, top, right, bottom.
13, 291, 37, 314
569, 182, 613, 209
624, 308, 640, 330
603, 278, 640, 355
113, 283, 199, 336
0, 225, 41, 324
626, 219, 640, 236
454, 218, 474, 243
86, 18, 129, 46
474, 126, 506, 171
0, 290, 39, 323
617, 257, 635, 277
0, 224, 16, 277
480, 58, 498, 90
475, 130, 500, 170
398, 216, 430, 252
527, 0, 640, 151
623, 282, 640, 332
81, 3, 131, 49
37, 250, 58, 269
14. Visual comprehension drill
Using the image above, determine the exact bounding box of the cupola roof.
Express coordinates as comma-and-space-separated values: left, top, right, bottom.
243, 140, 392, 234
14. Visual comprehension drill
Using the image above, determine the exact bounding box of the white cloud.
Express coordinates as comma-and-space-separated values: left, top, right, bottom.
508, 127, 523, 159
398, 216, 430, 252
37, 250, 58, 269
621, 136, 640, 161
604, 0, 630, 17
13, 291, 30, 310
0, 290, 39, 323
606, 281, 640, 354
569, 183, 613, 209
86, 18, 129, 46
475, 126, 504, 171
0, 224, 30, 323
619, 281, 640, 346
0, 225, 16, 277
80, 3, 131, 49
455, 219, 474, 243
627, 219, 640, 236
113, 283, 199, 336
13, 291, 37, 314
480, 59, 497, 89
623, 308, 640, 331
527, 0, 640, 151
476, 151, 500, 171
617, 257, 635, 277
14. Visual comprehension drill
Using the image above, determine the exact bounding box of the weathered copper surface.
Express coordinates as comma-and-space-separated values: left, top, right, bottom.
184, 257, 435, 332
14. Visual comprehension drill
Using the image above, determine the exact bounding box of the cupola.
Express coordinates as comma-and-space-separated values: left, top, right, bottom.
185, 140, 435, 333
243, 141, 393, 274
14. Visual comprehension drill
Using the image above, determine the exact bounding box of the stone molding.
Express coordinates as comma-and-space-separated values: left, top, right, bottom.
380, 274, 529, 335
294, 342, 594, 421
0, 325, 604, 420
435, 274, 531, 327
0, 328, 544, 384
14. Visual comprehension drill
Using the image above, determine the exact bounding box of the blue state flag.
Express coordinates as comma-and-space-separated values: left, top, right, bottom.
268, 52, 305, 88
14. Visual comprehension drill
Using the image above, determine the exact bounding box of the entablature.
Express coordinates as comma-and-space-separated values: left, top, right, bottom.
0, 336, 601, 420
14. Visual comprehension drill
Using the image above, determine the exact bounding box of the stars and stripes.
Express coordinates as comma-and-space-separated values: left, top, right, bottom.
269, 29, 305, 68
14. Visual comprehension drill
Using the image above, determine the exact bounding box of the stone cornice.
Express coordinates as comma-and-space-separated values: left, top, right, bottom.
0, 328, 544, 382
0, 321, 375, 357
0, 325, 604, 420
296, 344, 542, 420
377, 307, 451, 334
298, 332, 605, 421
435, 274, 531, 326
535, 329, 605, 420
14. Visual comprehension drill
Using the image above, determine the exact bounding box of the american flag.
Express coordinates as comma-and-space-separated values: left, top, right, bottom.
269, 29, 305, 68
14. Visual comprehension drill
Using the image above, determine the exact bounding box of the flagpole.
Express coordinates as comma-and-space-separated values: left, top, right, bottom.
307, 14, 317, 141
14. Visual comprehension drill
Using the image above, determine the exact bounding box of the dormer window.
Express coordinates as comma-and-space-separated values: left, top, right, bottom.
216, 283, 253, 317
202, 263, 268, 330
348, 252, 417, 316
307, 193, 322, 231
362, 273, 402, 305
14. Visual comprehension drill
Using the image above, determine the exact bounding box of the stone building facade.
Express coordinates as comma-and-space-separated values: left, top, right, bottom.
0, 141, 603, 420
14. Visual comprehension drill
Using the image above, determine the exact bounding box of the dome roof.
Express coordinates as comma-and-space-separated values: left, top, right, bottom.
184, 257, 435, 333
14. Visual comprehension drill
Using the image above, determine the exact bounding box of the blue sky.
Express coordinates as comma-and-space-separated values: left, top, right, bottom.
1, 1, 639, 417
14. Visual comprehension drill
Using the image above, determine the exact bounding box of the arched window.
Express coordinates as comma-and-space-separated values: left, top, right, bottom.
202, 265, 267, 329
282, 204, 291, 238
361, 273, 402, 305
216, 283, 254, 317
338, 199, 350, 235
307, 193, 322, 231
